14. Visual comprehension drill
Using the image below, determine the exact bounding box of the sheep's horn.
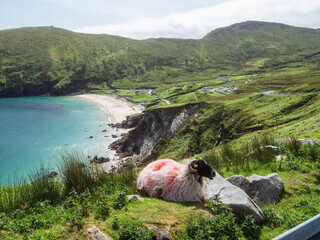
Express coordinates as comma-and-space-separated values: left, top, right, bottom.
189, 160, 198, 173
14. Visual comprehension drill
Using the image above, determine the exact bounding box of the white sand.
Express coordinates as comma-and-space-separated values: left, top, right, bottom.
74, 94, 144, 172
74, 94, 144, 124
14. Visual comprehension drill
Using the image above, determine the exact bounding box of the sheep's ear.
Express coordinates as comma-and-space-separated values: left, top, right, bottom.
189, 160, 199, 173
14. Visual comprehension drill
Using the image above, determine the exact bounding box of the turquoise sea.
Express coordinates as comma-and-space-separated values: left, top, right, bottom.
0, 96, 116, 184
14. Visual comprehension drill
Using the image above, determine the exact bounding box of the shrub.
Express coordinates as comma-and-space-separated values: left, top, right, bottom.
178, 212, 242, 240
0, 201, 64, 235
298, 144, 320, 162
65, 208, 85, 231
240, 215, 261, 240
63, 190, 90, 217
116, 220, 156, 240
94, 195, 111, 220
111, 189, 128, 210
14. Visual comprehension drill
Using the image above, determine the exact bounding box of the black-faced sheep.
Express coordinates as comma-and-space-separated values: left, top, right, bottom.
137, 158, 215, 202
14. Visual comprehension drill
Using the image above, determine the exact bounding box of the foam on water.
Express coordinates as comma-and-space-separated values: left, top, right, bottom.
0, 96, 117, 184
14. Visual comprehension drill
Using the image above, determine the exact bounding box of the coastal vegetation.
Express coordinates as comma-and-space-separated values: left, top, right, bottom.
0, 20, 320, 239
0, 138, 319, 239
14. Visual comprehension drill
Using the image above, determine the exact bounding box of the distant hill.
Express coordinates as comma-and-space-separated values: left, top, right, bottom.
0, 21, 320, 97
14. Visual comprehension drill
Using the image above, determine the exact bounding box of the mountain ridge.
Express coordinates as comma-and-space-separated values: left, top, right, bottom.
0, 20, 320, 97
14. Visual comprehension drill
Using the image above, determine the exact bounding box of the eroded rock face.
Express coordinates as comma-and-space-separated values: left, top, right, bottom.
205, 172, 264, 223
227, 173, 284, 206
109, 103, 202, 164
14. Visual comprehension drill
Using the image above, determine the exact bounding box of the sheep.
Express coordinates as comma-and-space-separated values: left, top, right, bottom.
137, 158, 215, 202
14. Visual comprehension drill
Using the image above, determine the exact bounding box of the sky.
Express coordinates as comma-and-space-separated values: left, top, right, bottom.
1, 0, 320, 39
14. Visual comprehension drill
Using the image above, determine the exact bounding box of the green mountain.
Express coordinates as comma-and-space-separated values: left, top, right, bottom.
1, 21, 320, 240
0, 21, 320, 97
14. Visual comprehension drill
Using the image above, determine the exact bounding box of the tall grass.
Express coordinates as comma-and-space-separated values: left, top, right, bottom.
58, 151, 97, 195
0, 169, 62, 213
204, 134, 320, 175
101, 166, 138, 194
205, 134, 278, 172
281, 135, 301, 154
58, 152, 138, 195
0, 151, 138, 214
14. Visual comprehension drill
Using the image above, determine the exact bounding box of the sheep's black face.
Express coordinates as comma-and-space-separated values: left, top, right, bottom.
191, 159, 216, 180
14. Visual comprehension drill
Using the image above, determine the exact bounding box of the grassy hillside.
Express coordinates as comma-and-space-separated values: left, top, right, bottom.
1, 141, 319, 239
1, 21, 320, 96
1, 20, 320, 239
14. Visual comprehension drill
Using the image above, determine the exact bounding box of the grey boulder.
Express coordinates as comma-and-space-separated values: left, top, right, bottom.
127, 194, 144, 202
87, 225, 113, 240
205, 172, 264, 223
275, 138, 319, 146
145, 224, 171, 240
227, 173, 284, 206
297, 138, 319, 146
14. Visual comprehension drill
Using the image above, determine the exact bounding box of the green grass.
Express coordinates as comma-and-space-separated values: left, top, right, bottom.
1, 20, 320, 239
1, 138, 319, 239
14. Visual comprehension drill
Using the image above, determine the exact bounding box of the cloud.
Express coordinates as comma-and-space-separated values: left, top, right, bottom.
74, 0, 320, 39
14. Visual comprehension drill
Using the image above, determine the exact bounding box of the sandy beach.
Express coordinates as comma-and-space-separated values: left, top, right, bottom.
73, 94, 144, 172
74, 94, 144, 124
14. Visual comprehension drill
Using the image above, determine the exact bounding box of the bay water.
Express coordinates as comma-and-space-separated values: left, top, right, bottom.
0, 96, 116, 184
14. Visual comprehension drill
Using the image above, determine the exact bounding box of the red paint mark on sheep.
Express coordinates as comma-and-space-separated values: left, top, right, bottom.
152, 160, 168, 171
167, 175, 176, 184
173, 166, 180, 171
167, 167, 180, 184
146, 176, 154, 186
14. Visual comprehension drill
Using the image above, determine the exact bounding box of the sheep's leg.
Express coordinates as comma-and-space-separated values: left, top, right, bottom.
137, 186, 150, 197
154, 187, 163, 199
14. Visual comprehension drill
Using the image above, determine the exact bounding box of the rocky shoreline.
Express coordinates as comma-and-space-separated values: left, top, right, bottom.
73, 94, 144, 172
77, 94, 205, 173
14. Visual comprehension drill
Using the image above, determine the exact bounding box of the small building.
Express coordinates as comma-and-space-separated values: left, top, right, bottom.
219, 77, 230, 81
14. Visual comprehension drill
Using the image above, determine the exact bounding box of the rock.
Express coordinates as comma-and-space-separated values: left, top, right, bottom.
90, 156, 110, 164
89, 136, 93, 138
127, 195, 144, 202
102, 129, 107, 132
48, 171, 58, 177
275, 138, 319, 146
42, 171, 58, 180
275, 154, 287, 161
205, 172, 264, 223
297, 138, 319, 146
246, 145, 279, 157
145, 224, 171, 240
275, 138, 292, 144
87, 225, 113, 240
227, 173, 284, 206
111, 134, 118, 138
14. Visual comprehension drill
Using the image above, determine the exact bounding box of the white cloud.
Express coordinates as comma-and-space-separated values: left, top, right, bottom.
74, 0, 320, 39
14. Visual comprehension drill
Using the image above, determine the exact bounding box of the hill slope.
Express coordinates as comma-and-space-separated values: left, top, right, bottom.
0, 21, 320, 96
